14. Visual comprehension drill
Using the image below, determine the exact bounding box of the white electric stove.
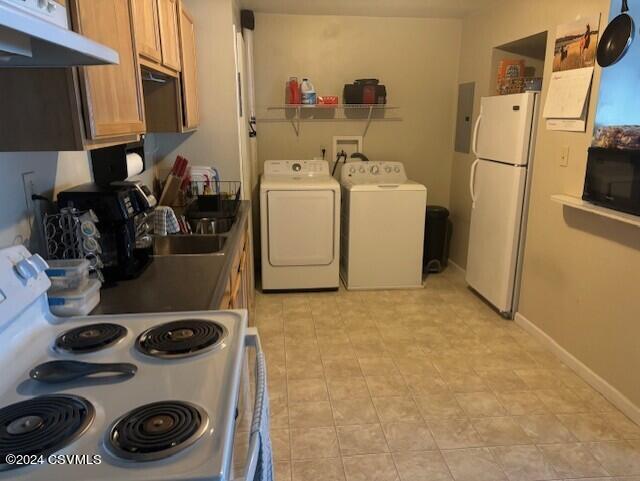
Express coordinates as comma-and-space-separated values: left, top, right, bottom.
0, 246, 264, 481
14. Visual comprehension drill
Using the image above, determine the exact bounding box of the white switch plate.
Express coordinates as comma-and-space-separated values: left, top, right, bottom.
559, 146, 570, 167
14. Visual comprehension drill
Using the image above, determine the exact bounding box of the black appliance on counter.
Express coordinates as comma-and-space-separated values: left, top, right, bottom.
583, 147, 640, 216
343, 79, 387, 105
57, 182, 156, 283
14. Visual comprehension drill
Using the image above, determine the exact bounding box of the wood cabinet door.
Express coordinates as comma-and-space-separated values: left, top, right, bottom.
132, 0, 162, 63
178, 4, 199, 130
71, 0, 145, 139
157, 0, 181, 71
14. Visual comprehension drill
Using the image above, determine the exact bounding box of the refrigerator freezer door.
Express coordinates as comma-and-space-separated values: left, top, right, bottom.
466, 160, 527, 314
474, 92, 537, 166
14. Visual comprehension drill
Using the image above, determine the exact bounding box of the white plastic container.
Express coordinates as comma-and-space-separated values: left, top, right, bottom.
300, 78, 316, 105
48, 278, 101, 317
46, 259, 90, 291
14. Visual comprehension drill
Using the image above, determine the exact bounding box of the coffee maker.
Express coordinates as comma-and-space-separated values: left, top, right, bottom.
57, 181, 156, 283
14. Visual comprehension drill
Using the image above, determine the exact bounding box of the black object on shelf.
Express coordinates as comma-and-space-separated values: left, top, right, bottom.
343, 79, 387, 105
423, 206, 452, 274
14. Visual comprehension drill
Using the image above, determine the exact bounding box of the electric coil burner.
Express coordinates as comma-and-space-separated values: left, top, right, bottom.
55, 323, 128, 353
0, 395, 95, 471
106, 401, 209, 462
136, 320, 226, 359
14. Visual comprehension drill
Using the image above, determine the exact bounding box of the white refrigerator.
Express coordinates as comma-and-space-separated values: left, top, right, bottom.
466, 92, 539, 318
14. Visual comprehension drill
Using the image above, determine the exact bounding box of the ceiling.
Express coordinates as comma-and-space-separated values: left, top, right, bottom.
240, 0, 503, 19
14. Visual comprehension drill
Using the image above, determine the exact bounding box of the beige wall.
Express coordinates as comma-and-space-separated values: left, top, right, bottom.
450, 0, 640, 409
253, 13, 462, 207
154, 0, 242, 180
0, 152, 93, 250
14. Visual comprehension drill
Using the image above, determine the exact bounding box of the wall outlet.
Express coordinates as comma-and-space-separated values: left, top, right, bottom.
559, 146, 570, 167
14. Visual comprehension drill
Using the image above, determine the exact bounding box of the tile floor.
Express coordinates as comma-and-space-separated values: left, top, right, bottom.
253, 269, 640, 481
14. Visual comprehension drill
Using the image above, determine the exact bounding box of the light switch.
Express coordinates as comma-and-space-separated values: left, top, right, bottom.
559, 146, 570, 167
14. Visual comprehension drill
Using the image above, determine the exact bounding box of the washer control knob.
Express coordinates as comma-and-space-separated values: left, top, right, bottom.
394, 166, 400, 173
384, 166, 392, 173
359, 167, 366, 173
349, 167, 356, 174
292, 163, 302, 172
370, 165, 379, 175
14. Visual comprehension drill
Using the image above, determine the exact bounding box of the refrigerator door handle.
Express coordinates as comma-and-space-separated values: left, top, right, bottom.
472, 114, 483, 156
469, 159, 480, 207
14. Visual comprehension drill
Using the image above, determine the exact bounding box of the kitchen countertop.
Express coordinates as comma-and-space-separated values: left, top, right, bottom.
92, 201, 250, 315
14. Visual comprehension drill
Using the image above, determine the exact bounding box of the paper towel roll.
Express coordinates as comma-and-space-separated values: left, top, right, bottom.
125, 153, 144, 178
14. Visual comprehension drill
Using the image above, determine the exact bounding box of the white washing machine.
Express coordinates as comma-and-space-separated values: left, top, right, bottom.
340, 161, 427, 290
260, 160, 340, 291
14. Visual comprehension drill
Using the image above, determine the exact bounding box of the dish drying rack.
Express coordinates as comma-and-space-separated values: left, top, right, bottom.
169, 179, 241, 209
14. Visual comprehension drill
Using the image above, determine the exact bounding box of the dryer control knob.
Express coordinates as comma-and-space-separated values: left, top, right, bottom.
394, 166, 400, 173
292, 163, 302, 172
370, 165, 379, 175
384, 166, 392, 173
349, 167, 356, 174
359, 167, 365, 173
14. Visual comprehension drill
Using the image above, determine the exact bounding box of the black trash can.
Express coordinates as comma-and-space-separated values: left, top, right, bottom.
423, 206, 452, 273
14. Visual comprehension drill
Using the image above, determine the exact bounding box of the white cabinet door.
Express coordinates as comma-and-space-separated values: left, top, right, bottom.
474, 92, 536, 166
267, 190, 335, 266
466, 160, 527, 313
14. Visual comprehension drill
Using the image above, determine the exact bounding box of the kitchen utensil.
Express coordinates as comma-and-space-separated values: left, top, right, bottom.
597, 0, 635, 67
159, 156, 190, 206
29, 360, 137, 384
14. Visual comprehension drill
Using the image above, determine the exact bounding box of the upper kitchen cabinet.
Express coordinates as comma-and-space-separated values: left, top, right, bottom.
178, 3, 199, 130
133, 0, 181, 74
0, 0, 145, 151
142, 1, 199, 133
72, 0, 146, 140
132, 0, 162, 63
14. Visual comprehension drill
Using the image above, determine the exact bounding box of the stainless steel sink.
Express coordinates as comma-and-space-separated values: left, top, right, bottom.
152, 235, 227, 256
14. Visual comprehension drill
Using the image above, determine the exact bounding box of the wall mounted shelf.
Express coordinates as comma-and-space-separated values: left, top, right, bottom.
257, 104, 401, 137
551, 194, 640, 228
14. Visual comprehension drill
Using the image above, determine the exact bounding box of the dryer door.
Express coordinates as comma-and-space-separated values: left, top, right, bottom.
267, 190, 335, 266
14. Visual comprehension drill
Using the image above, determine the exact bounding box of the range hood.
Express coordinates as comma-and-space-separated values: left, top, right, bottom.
0, 0, 119, 67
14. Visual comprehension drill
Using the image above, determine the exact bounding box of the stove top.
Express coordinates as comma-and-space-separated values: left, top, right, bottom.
0, 246, 250, 481
55, 323, 128, 353
136, 319, 227, 359
0, 395, 94, 470
106, 400, 209, 462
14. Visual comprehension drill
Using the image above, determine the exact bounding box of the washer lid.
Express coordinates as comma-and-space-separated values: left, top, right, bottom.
343, 180, 427, 192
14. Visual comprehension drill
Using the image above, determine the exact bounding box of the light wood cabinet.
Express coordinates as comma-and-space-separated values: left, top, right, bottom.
72, 0, 146, 139
178, 3, 199, 130
219, 219, 253, 314
157, 0, 181, 71
0, 0, 145, 151
132, 0, 180, 74
132, 0, 162, 63
142, 0, 199, 133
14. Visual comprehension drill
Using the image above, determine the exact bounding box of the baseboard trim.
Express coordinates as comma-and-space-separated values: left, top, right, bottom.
514, 312, 640, 426
448, 259, 466, 275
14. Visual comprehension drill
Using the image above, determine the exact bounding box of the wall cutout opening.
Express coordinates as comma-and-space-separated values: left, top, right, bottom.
489, 31, 549, 96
